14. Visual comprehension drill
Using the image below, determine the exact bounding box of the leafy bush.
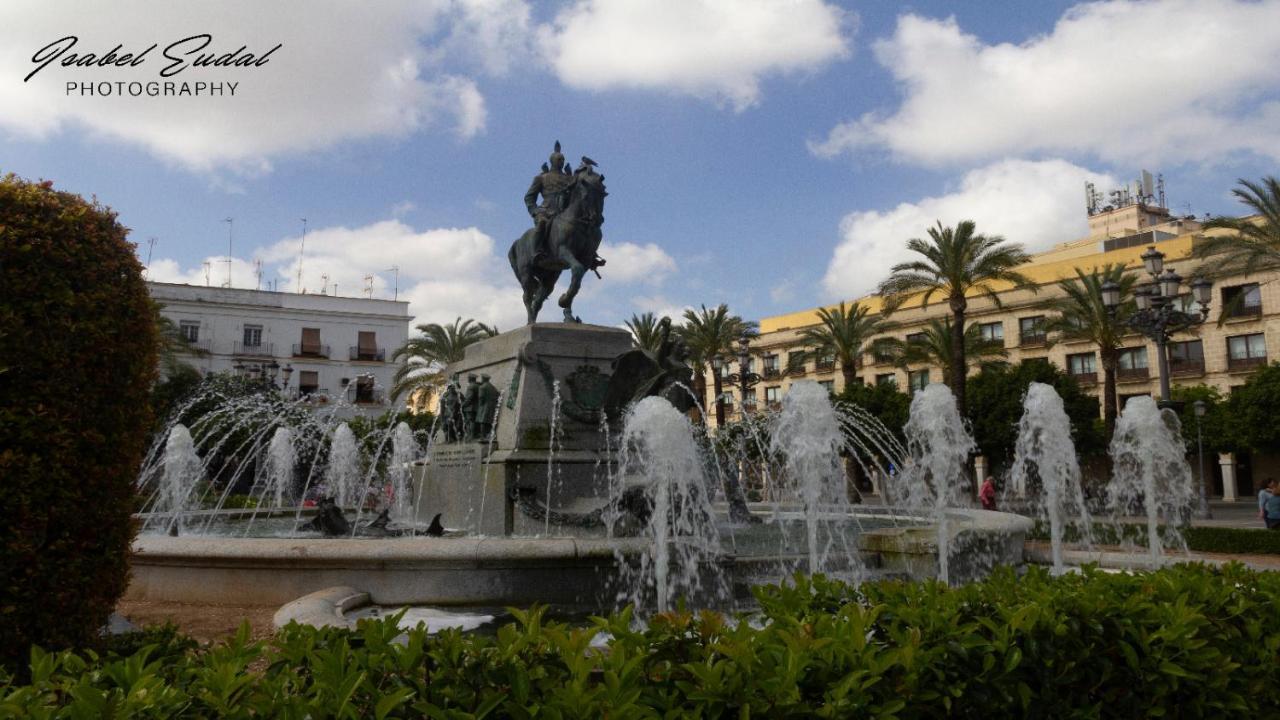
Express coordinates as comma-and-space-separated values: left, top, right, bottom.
0, 175, 158, 669
1184, 526, 1280, 555
1030, 520, 1280, 556
4, 565, 1279, 717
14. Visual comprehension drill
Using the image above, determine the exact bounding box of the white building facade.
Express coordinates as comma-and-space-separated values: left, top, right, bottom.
149, 282, 411, 413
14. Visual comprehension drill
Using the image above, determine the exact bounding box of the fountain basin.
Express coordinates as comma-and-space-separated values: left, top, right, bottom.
125, 508, 1035, 607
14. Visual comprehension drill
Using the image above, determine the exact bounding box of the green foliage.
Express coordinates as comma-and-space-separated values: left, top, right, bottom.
5, 566, 1280, 717
966, 361, 1104, 473
0, 174, 158, 669
1030, 520, 1280, 556
623, 311, 664, 352
149, 362, 203, 433
1222, 363, 1280, 453
1196, 175, 1280, 276
391, 317, 497, 405
878, 317, 1007, 386
796, 301, 888, 385
1169, 384, 1240, 455
1184, 526, 1280, 555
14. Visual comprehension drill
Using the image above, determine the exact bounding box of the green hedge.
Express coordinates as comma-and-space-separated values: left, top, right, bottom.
1030, 521, 1280, 555
3, 564, 1278, 717
0, 175, 157, 669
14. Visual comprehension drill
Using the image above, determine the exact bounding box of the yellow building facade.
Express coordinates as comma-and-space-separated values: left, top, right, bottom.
703, 202, 1277, 499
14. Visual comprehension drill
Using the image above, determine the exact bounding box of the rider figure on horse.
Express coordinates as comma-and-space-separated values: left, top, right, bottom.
523, 141, 575, 269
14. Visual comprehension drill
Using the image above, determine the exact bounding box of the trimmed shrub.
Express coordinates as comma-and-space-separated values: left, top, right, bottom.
3, 565, 1278, 717
1184, 526, 1280, 555
0, 175, 158, 668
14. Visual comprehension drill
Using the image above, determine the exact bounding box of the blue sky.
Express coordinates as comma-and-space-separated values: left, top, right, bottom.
2, 0, 1278, 329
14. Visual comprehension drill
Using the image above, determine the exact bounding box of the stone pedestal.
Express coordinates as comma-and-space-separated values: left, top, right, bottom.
1218, 452, 1238, 502
412, 323, 635, 536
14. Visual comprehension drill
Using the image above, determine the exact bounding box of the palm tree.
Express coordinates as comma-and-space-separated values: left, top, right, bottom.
882, 317, 1007, 386
391, 317, 497, 407
676, 304, 757, 424
878, 220, 1034, 417
1044, 264, 1136, 438
624, 311, 664, 352
153, 302, 207, 376
797, 301, 887, 390
1195, 176, 1280, 275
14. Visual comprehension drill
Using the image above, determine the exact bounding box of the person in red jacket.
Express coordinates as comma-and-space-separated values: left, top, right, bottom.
979, 476, 997, 511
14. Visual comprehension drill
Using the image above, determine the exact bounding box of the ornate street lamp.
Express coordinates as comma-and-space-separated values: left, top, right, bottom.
710, 354, 726, 426
725, 332, 762, 416
1102, 246, 1211, 407
1193, 400, 1211, 519
281, 363, 294, 397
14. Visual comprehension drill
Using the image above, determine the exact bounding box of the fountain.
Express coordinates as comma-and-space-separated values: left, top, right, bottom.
123, 143, 1035, 617
1008, 382, 1092, 574
1107, 396, 1195, 567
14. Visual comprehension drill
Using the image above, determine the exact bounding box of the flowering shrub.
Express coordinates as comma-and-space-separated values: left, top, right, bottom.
0, 174, 157, 669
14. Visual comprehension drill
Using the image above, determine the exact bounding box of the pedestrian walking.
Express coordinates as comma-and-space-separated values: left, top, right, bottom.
1259, 478, 1277, 527
980, 476, 997, 511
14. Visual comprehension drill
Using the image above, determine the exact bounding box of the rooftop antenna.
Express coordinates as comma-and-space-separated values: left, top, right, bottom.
1157, 174, 1166, 209
222, 217, 234, 288
363, 274, 374, 298
320, 273, 329, 295
386, 266, 399, 300
144, 236, 157, 278
202, 261, 211, 287
296, 218, 307, 293
254, 259, 263, 290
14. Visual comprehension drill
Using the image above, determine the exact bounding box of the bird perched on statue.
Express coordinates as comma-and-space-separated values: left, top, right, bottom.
541, 162, 549, 173
579, 156, 597, 170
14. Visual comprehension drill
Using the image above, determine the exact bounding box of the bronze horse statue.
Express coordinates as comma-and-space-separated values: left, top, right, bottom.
509, 166, 607, 323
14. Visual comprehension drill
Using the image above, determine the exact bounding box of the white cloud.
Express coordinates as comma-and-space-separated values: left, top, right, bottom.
811, 0, 1280, 166
629, 294, 691, 323
597, 241, 676, 284
0, 0, 520, 172
538, 0, 851, 110
822, 159, 1116, 299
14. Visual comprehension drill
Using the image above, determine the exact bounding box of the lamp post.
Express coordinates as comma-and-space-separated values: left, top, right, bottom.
725, 332, 762, 417
1194, 399, 1211, 519
281, 363, 294, 397
710, 354, 726, 427
1101, 246, 1212, 407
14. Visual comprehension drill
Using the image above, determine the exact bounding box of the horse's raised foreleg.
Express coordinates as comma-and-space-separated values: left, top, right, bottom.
557, 252, 587, 323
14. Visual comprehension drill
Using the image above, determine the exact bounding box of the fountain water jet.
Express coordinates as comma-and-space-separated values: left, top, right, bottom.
770, 380, 862, 579
896, 385, 976, 584
263, 427, 295, 509
325, 423, 361, 508
614, 397, 724, 613
156, 424, 202, 534
1008, 382, 1092, 574
1107, 396, 1194, 567
388, 423, 418, 521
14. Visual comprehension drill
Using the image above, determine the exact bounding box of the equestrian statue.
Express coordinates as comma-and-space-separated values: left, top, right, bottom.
509, 140, 607, 324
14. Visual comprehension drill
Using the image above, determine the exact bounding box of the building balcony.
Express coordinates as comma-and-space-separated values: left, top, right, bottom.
1116, 366, 1150, 382
293, 343, 331, 359
762, 367, 780, 379
1224, 305, 1263, 320
234, 341, 274, 357
815, 360, 835, 374
1169, 360, 1205, 377
1019, 333, 1048, 348
182, 338, 212, 354
787, 365, 806, 377
1228, 355, 1267, 372
1069, 371, 1098, 386
350, 346, 386, 362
